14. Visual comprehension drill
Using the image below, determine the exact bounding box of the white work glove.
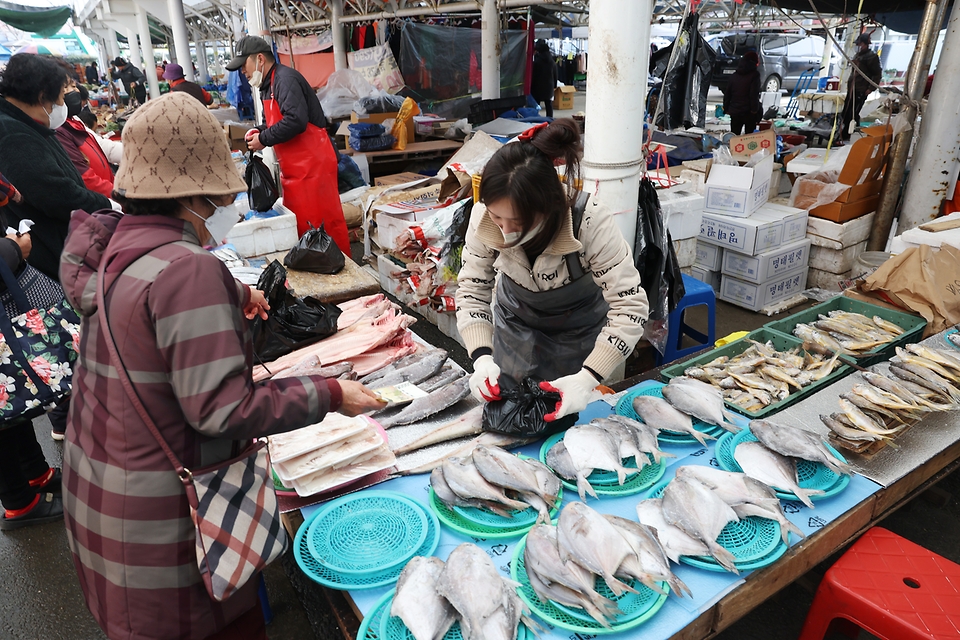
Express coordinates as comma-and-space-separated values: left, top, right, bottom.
469, 354, 501, 402
540, 368, 600, 422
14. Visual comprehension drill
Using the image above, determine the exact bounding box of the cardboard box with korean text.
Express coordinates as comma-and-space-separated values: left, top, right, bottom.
729, 129, 777, 161
720, 269, 809, 311
703, 153, 774, 218
721, 238, 811, 285
554, 86, 576, 110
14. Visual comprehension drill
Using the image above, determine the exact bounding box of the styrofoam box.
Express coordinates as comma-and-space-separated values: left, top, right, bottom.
659, 187, 705, 241
809, 240, 867, 273
700, 210, 783, 255
719, 269, 809, 312
806, 212, 875, 251
703, 154, 774, 218
807, 267, 851, 292
752, 202, 808, 244
721, 238, 811, 284
672, 237, 697, 269
224, 204, 298, 258
690, 265, 721, 292
695, 241, 723, 270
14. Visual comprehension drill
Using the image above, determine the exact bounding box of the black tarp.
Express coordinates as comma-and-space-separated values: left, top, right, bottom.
650, 12, 717, 130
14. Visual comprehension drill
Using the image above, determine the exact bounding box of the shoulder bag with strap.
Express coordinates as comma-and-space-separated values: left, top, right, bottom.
95, 257, 287, 602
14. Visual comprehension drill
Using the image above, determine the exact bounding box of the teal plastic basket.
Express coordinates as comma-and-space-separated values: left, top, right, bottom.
376, 594, 532, 640
539, 432, 666, 498
358, 590, 393, 640
294, 495, 440, 590
511, 534, 668, 634
718, 428, 851, 501
307, 491, 428, 575
616, 383, 725, 446
428, 488, 545, 539
764, 295, 926, 366
945, 328, 960, 351
648, 480, 785, 571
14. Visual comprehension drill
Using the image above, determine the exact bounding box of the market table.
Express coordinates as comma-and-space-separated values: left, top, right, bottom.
261, 251, 380, 305
341, 140, 463, 178
289, 329, 960, 640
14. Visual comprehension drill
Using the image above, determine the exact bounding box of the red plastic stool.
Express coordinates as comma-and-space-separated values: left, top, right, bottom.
799, 527, 960, 640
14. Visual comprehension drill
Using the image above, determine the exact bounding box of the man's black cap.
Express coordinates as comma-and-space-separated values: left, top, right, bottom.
226, 36, 273, 71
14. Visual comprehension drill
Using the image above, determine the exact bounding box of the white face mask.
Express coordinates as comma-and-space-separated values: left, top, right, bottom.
502, 220, 544, 246
184, 197, 245, 244
249, 57, 264, 88
43, 101, 68, 130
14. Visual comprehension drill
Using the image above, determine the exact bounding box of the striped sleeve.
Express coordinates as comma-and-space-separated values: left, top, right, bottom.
149, 252, 333, 439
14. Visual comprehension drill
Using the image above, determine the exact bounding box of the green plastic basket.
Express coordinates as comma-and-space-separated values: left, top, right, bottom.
511, 534, 669, 634
716, 428, 851, 502
428, 487, 555, 539
539, 432, 666, 497
615, 383, 726, 446
659, 328, 853, 419
378, 596, 532, 640
763, 296, 926, 366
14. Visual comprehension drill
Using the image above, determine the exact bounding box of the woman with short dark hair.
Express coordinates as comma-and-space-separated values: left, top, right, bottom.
0, 53, 111, 281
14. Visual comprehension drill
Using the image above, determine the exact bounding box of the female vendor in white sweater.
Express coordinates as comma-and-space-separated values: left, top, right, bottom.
456, 118, 650, 422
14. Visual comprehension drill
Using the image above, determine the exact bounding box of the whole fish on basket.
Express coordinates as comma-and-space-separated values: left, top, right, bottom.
661, 476, 740, 573
557, 502, 639, 596
562, 424, 635, 500
473, 445, 560, 523
635, 498, 711, 563
662, 377, 741, 433
391, 556, 457, 640
632, 395, 715, 446
734, 441, 823, 508
748, 420, 854, 476
603, 514, 691, 598
588, 418, 650, 466
602, 414, 675, 465
436, 456, 531, 514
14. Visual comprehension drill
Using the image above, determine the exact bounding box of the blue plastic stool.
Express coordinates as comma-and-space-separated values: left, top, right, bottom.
658, 274, 716, 365
258, 573, 274, 625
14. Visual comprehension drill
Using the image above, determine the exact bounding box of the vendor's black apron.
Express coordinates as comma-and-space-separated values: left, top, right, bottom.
492, 193, 610, 388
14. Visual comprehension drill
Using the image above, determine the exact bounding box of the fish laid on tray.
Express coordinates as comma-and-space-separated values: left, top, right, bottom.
793, 310, 903, 356
682, 340, 841, 412
391, 544, 534, 640
821, 344, 960, 448
377, 378, 471, 428
431, 445, 560, 523
522, 502, 688, 628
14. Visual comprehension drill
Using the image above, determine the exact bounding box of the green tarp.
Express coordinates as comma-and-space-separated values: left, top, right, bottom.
0, 0, 72, 37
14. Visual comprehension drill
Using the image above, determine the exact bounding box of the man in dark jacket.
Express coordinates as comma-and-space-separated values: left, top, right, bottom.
531, 39, 558, 117
226, 35, 350, 253
723, 51, 762, 135
163, 63, 213, 105
111, 57, 147, 105
841, 33, 882, 140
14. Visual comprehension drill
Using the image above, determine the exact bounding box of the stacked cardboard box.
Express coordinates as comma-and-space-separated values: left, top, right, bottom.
806, 212, 875, 290
691, 241, 723, 291
660, 186, 705, 270
698, 200, 810, 311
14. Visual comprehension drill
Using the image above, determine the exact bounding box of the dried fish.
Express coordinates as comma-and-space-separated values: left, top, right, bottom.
378, 378, 471, 428
419, 366, 466, 393
392, 406, 483, 455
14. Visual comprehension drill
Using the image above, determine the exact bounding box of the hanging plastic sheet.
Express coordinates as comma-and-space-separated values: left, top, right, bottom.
635, 178, 686, 355
649, 13, 717, 130
399, 23, 528, 119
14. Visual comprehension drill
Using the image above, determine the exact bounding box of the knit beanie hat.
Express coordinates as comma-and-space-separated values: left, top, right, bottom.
114, 92, 245, 199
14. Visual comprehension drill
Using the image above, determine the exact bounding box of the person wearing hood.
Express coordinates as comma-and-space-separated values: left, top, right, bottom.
531, 39, 558, 117
59, 91, 384, 640
0, 53, 111, 281
56, 82, 115, 198
164, 62, 213, 105
226, 35, 351, 253
456, 119, 649, 424
723, 51, 762, 135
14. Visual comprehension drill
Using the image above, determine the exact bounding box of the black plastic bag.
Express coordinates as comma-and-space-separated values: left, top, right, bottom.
635, 178, 685, 356
252, 261, 341, 363
650, 12, 717, 130
481, 377, 577, 437
284, 224, 345, 274
245, 151, 279, 212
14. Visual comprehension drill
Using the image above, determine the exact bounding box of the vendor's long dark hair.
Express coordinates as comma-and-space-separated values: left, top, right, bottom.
479, 118, 582, 257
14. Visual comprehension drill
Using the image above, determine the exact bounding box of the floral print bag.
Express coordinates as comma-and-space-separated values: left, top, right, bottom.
0, 259, 80, 423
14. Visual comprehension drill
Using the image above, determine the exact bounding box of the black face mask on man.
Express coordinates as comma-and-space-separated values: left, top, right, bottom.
64, 91, 83, 118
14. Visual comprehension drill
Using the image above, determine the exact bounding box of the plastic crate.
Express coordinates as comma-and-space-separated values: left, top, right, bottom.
659, 328, 853, 419
763, 296, 926, 366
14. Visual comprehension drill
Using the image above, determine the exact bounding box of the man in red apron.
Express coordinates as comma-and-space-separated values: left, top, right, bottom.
226, 36, 350, 253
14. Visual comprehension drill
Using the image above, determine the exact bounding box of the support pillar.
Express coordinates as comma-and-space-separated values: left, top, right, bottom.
819, 22, 836, 78
582, 0, 651, 246
136, 5, 161, 99
126, 27, 142, 71
196, 39, 210, 84
245, 0, 268, 37
330, 0, 347, 71
899, 0, 960, 231
231, 0, 245, 40
106, 29, 121, 62
868, 0, 947, 249
167, 0, 194, 80
481, 0, 500, 99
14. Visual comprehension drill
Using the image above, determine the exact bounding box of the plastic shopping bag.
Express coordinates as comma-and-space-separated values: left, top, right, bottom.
284, 224, 346, 274
245, 152, 279, 212
481, 377, 576, 437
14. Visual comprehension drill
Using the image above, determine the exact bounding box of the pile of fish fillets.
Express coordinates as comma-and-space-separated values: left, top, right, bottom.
522, 501, 689, 628
253, 294, 418, 382
682, 340, 842, 412
636, 464, 803, 574
822, 344, 960, 448
389, 544, 534, 640
793, 310, 905, 356
733, 420, 854, 508
430, 445, 561, 523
